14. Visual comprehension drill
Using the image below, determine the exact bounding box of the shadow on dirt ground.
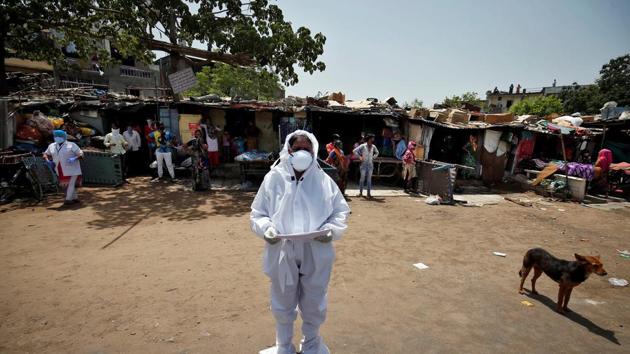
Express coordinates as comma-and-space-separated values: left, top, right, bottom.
77, 182, 255, 230
523, 290, 620, 345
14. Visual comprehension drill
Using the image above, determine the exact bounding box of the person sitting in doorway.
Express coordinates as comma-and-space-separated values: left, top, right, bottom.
222, 131, 232, 163
245, 120, 261, 151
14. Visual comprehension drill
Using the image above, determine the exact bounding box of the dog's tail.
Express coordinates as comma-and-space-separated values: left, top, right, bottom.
519, 248, 537, 277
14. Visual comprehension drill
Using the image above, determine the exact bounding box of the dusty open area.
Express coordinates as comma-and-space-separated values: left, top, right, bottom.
1, 178, 629, 353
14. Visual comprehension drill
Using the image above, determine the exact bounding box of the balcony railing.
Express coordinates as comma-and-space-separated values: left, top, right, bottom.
119, 65, 153, 79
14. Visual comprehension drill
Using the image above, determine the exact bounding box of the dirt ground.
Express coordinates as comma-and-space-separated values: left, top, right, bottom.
1, 177, 629, 353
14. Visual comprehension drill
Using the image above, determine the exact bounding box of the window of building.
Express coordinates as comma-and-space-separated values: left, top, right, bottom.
498, 96, 502, 101
128, 88, 141, 97
507, 100, 513, 109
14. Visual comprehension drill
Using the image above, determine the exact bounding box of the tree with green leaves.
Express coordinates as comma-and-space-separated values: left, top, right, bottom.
558, 83, 604, 114
185, 63, 282, 100
404, 98, 424, 108
509, 96, 563, 117
442, 91, 483, 108
597, 53, 630, 106
1, 0, 326, 95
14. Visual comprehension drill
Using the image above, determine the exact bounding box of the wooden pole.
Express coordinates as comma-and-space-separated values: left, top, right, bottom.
559, 133, 569, 201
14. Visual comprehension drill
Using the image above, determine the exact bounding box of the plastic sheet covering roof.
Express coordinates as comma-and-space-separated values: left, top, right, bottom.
9, 91, 402, 117
411, 118, 524, 130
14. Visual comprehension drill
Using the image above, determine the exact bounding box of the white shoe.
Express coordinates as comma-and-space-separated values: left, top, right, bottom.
259, 344, 296, 354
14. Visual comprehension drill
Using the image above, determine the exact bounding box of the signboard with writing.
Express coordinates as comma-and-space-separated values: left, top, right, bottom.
168, 67, 197, 94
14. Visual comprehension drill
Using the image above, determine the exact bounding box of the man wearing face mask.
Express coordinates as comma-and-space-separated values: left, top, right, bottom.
44, 130, 84, 205
104, 123, 129, 182
123, 124, 141, 176
251, 130, 350, 354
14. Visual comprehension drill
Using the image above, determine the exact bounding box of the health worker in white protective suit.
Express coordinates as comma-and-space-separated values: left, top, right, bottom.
250, 130, 350, 354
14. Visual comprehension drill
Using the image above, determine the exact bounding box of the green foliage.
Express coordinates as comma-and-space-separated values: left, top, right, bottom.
509, 96, 564, 116
185, 63, 282, 100
1, 0, 326, 93
442, 91, 483, 108
558, 83, 604, 114
597, 54, 630, 106
1, 0, 152, 70
404, 98, 424, 108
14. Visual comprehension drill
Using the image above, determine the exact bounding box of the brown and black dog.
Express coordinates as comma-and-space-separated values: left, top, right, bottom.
519, 248, 607, 314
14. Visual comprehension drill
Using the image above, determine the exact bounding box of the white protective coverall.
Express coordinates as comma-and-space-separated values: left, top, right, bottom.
250, 130, 350, 354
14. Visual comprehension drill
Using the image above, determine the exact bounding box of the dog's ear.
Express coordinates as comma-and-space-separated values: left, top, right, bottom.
575, 253, 587, 262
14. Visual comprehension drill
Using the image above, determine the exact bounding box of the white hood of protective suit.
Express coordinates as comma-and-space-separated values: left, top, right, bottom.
250, 130, 351, 292
251, 130, 349, 237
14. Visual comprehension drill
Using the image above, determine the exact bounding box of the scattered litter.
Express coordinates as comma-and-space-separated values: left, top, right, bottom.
540, 207, 547, 211
165, 337, 176, 343
505, 197, 532, 207
493, 252, 507, 257
413, 263, 429, 270
260, 347, 278, 354
166, 288, 178, 292
585, 299, 605, 305
521, 300, 534, 307
200, 331, 211, 337
425, 195, 442, 205
129, 332, 136, 335
609, 278, 629, 287
617, 249, 630, 257
558, 208, 566, 212
154, 322, 159, 328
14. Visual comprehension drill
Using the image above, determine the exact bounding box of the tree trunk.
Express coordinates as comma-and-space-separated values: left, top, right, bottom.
0, 18, 8, 96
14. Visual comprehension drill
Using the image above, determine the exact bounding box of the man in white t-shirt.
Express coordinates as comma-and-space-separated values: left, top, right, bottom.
201, 124, 220, 168
104, 123, 129, 181
123, 125, 142, 176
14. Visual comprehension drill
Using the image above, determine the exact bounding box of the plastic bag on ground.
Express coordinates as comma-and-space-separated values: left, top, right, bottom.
609, 278, 629, 287
425, 195, 442, 205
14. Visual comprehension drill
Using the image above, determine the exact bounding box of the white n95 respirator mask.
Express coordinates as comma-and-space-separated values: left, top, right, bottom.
290, 150, 313, 172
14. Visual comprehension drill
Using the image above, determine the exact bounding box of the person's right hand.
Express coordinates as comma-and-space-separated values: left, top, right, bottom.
264, 227, 280, 244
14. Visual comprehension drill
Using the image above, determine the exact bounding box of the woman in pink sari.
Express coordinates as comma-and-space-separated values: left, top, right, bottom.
595, 149, 613, 177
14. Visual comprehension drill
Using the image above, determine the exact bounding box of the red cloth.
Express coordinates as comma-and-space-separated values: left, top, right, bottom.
516, 136, 535, 164
145, 125, 155, 142
402, 142, 416, 164
598, 149, 613, 173
207, 151, 220, 167
326, 142, 334, 154
56, 162, 82, 187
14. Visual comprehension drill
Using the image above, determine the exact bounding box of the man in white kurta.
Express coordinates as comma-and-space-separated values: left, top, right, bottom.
251, 130, 350, 354
104, 123, 129, 180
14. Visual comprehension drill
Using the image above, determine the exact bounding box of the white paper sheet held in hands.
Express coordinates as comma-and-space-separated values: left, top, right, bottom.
275, 229, 330, 240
